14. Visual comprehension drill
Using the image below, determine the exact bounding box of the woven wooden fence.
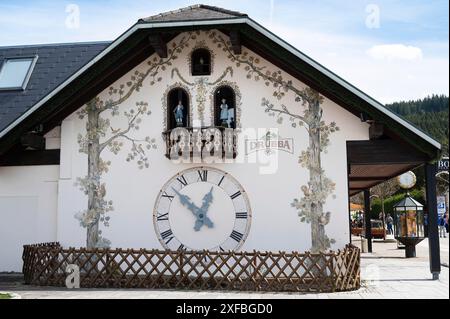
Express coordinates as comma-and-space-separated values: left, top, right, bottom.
22, 243, 360, 293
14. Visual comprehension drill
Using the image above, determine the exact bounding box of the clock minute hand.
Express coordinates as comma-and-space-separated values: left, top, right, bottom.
200, 187, 214, 212
197, 187, 214, 230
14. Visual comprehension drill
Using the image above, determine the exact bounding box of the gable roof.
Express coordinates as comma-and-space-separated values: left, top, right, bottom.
0, 42, 110, 133
0, 4, 441, 159
140, 4, 247, 22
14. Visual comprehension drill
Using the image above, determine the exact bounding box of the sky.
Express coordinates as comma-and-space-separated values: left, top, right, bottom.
0, 0, 448, 104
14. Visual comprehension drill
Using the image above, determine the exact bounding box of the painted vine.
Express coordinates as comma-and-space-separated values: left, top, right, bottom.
75, 33, 193, 248
210, 31, 340, 252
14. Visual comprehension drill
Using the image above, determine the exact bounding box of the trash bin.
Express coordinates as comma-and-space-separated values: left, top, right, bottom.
361, 237, 368, 253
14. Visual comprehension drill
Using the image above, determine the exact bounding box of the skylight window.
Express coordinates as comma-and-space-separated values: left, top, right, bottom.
0, 56, 37, 90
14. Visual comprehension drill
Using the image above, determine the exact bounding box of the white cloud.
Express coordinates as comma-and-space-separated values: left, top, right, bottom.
366, 44, 423, 61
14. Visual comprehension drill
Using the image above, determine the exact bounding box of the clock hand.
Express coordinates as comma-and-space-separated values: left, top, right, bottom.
194, 219, 203, 232
171, 187, 215, 231
171, 187, 201, 218
193, 216, 214, 231
200, 187, 214, 212
197, 187, 214, 229
203, 216, 214, 228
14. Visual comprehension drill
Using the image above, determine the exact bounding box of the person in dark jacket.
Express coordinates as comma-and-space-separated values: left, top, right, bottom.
386, 214, 394, 235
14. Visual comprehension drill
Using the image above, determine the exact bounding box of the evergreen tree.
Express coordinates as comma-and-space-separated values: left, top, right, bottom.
386, 94, 449, 156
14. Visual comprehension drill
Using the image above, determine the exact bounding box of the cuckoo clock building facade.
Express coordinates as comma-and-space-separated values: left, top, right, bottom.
0, 5, 441, 272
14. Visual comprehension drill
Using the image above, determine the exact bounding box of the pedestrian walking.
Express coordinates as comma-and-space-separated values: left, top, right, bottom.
445, 213, 449, 234
386, 214, 394, 235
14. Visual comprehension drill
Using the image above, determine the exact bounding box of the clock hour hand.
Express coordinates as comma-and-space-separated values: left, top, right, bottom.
171, 187, 200, 218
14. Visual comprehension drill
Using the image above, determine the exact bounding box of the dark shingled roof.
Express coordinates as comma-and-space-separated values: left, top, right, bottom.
140, 4, 247, 22
0, 42, 110, 133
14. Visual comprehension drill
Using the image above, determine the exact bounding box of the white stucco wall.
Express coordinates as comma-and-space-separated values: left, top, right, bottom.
0, 165, 59, 271
56, 30, 369, 252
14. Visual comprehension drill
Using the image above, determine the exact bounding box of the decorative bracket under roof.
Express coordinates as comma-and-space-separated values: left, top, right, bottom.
229, 30, 242, 55
148, 33, 168, 58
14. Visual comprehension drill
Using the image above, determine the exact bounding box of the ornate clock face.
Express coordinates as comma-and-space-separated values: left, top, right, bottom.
397, 171, 417, 189
153, 167, 252, 251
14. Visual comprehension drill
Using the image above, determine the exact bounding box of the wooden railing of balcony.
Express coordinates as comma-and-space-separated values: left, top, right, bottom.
161, 126, 237, 160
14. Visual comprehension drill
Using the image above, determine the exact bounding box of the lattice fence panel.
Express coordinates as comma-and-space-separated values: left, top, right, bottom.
23, 243, 360, 293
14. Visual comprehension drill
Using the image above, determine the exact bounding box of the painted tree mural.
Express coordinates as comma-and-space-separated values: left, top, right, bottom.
210, 31, 339, 252
75, 33, 192, 248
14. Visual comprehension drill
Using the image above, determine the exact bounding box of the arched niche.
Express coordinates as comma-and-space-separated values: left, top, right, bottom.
191, 48, 211, 76
214, 85, 236, 129
167, 87, 190, 130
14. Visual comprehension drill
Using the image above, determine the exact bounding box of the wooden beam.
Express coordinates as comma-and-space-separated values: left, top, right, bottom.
364, 190, 373, 253
20, 132, 45, 150
148, 34, 167, 58
0, 149, 60, 166
349, 176, 386, 182
349, 187, 367, 191
369, 122, 384, 140
229, 30, 242, 55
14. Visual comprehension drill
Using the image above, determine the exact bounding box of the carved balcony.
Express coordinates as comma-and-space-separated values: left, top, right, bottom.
162, 127, 237, 160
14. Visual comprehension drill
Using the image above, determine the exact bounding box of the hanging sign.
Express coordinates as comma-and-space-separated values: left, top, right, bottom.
437, 157, 449, 173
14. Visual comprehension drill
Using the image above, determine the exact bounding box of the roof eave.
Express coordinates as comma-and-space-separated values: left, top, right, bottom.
0, 17, 442, 159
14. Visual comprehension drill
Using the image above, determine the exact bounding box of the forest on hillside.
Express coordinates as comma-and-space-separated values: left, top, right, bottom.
386, 94, 449, 156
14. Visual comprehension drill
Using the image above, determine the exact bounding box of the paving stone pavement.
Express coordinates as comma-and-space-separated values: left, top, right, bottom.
1, 237, 448, 299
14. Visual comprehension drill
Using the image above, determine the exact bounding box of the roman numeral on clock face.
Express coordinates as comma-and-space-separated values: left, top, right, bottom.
230, 191, 241, 200
176, 175, 188, 187
198, 170, 208, 182
162, 192, 174, 201
235, 212, 248, 219
218, 175, 225, 187
156, 212, 169, 221
230, 230, 244, 242
161, 229, 173, 242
